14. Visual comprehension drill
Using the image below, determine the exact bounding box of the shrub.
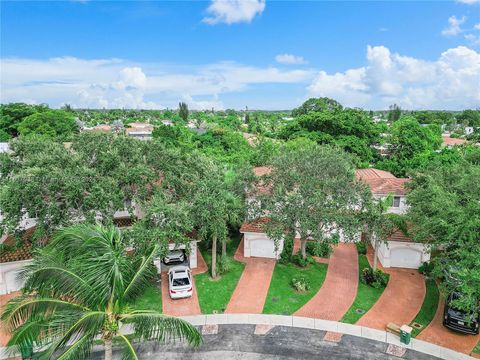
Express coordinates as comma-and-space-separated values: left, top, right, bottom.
280, 237, 294, 264
306, 241, 333, 257
292, 253, 315, 268
418, 262, 434, 276
291, 276, 311, 292
361, 268, 388, 288
356, 241, 367, 255
217, 255, 232, 275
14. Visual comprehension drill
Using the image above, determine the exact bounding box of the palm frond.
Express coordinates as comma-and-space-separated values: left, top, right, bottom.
118, 334, 139, 360
50, 333, 95, 360
121, 311, 202, 346
1, 296, 89, 331
123, 244, 158, 301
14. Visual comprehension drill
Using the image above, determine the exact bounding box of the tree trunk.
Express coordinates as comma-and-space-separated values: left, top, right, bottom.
301, 238, 307, 260
104, 339, 112, 360
222, 238, 227, 257
372, 237, 378, 272
212, 235, 217, 278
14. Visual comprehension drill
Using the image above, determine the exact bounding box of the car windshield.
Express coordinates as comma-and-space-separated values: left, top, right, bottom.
173, 277, 190, 287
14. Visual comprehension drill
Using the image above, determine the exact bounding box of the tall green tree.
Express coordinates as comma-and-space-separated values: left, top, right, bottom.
387, 104, 401, 122
178, 102, 189, 123
1, 225, 201, 360
260, 143, 371, 260
16, 110, 78, 140
407, 159, 480, 312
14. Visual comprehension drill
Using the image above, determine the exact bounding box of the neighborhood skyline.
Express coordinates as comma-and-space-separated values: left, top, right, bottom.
1, 0, 479, 110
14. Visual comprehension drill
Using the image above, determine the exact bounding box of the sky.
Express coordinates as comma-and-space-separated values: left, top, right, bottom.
1, 0, 479, 110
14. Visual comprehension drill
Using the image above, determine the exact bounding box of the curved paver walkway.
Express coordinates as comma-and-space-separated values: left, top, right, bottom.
356, 246, 425, 331
417, 297, 480, 355
161, 249, 207, 316
224, 238, 275, 314
294, 243, 358, 320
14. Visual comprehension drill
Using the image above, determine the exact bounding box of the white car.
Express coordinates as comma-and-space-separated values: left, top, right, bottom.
163, 250, 185, 265
168, 266, 193, 299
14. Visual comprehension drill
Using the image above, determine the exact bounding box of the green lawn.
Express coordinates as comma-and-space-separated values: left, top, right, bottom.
472, 339, 480, 356
341, 255, 389, 324
195, 233, 245, 314
131, 283, 162, 312
410, 279, 440, 337
263, 261, 328, 315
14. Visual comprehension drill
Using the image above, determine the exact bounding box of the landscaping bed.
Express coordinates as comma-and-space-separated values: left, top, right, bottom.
195, 234, 245, 314
341, 254, 388, 324
263, 261, 328, 315
410, 278, 439, 337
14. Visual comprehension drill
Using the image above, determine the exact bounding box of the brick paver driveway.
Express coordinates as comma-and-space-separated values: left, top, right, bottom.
356, 248, 425, 331
161, 249, 207, 316
294, 244, 358, 320
225, 238, 275, 314
417, 298, 480, 355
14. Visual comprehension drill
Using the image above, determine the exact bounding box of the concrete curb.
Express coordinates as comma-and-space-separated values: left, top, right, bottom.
179, 314, 473, 360
0, 314, 474, 360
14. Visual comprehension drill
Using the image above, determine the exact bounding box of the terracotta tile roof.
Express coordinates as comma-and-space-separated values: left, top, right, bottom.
356, 168, 409, 196
387, 228, 413, 243
442, 135, 467, 146
356, 168, 396, 180
364, 178, 410, 196
0, 228, 36, 263
240, 217, 270, 233
127, 122, 154, 131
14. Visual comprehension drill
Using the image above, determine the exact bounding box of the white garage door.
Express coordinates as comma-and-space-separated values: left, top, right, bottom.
249, 237, 276, 258
390, 248, 422, 269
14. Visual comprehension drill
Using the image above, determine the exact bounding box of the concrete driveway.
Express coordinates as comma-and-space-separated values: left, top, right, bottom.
94, 324, 440, 360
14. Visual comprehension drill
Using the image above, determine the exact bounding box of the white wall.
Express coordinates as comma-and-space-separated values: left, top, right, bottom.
0, 260, 32, 295
373, 194, 408, 215
375, 240, 430, 269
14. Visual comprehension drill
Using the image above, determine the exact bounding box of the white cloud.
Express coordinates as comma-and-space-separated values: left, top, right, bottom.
307, 45, 480, 110
475, 23, 480, 30
0, 57, 313, 109
275, 53, 308, 65
442, 15, 467, 36
203, 0, 265, 25
456, 0, 479, 4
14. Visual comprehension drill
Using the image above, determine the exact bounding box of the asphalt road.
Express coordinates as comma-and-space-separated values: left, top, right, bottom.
91, 324, 441, 359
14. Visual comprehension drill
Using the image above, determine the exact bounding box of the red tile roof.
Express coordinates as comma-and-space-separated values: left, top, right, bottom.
356, 168, 396, 180
0, 228, 36, 263
387, 228, 413, 243
442, 135, 467, 146
240, 217, 270, 233
356, 168, 409, 195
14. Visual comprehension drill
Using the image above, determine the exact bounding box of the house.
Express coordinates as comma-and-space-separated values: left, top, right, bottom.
465, 127, 474, 136
82, 124, 112, 133
125, 122, 153, 141
0, 218, 200, 295
356, 168, 430, 269
0, 143, 10, 154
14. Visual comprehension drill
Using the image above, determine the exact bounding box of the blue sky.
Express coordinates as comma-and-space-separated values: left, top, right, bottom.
1, 0, 479, 110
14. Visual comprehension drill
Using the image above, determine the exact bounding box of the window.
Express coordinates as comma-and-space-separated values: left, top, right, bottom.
392, 196, 401, 207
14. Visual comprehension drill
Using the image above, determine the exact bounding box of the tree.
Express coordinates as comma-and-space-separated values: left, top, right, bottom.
191, 163, 244, 278
407, 159, 480, 312
456, 109, 480, 127
178, 102, 189, 123
387, 104, 401, 122
292, 97, 343, 117
0, 103, 48, 138
16, 110, 78, 140
1, 225, 201, 359
260, 143, 371, 260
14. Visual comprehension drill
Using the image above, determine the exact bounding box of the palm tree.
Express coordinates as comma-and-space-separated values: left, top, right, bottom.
1, 225, 201, 360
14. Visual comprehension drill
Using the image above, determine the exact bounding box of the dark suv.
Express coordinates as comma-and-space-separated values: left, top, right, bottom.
443, 292, 479, 335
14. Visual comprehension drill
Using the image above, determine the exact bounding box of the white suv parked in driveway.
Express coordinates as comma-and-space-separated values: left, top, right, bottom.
168, 266, 193, 299
163, 249, 185, 265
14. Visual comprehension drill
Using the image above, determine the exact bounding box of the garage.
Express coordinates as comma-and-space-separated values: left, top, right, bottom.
248, 236, 278, 258
389, 247, 422, 269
